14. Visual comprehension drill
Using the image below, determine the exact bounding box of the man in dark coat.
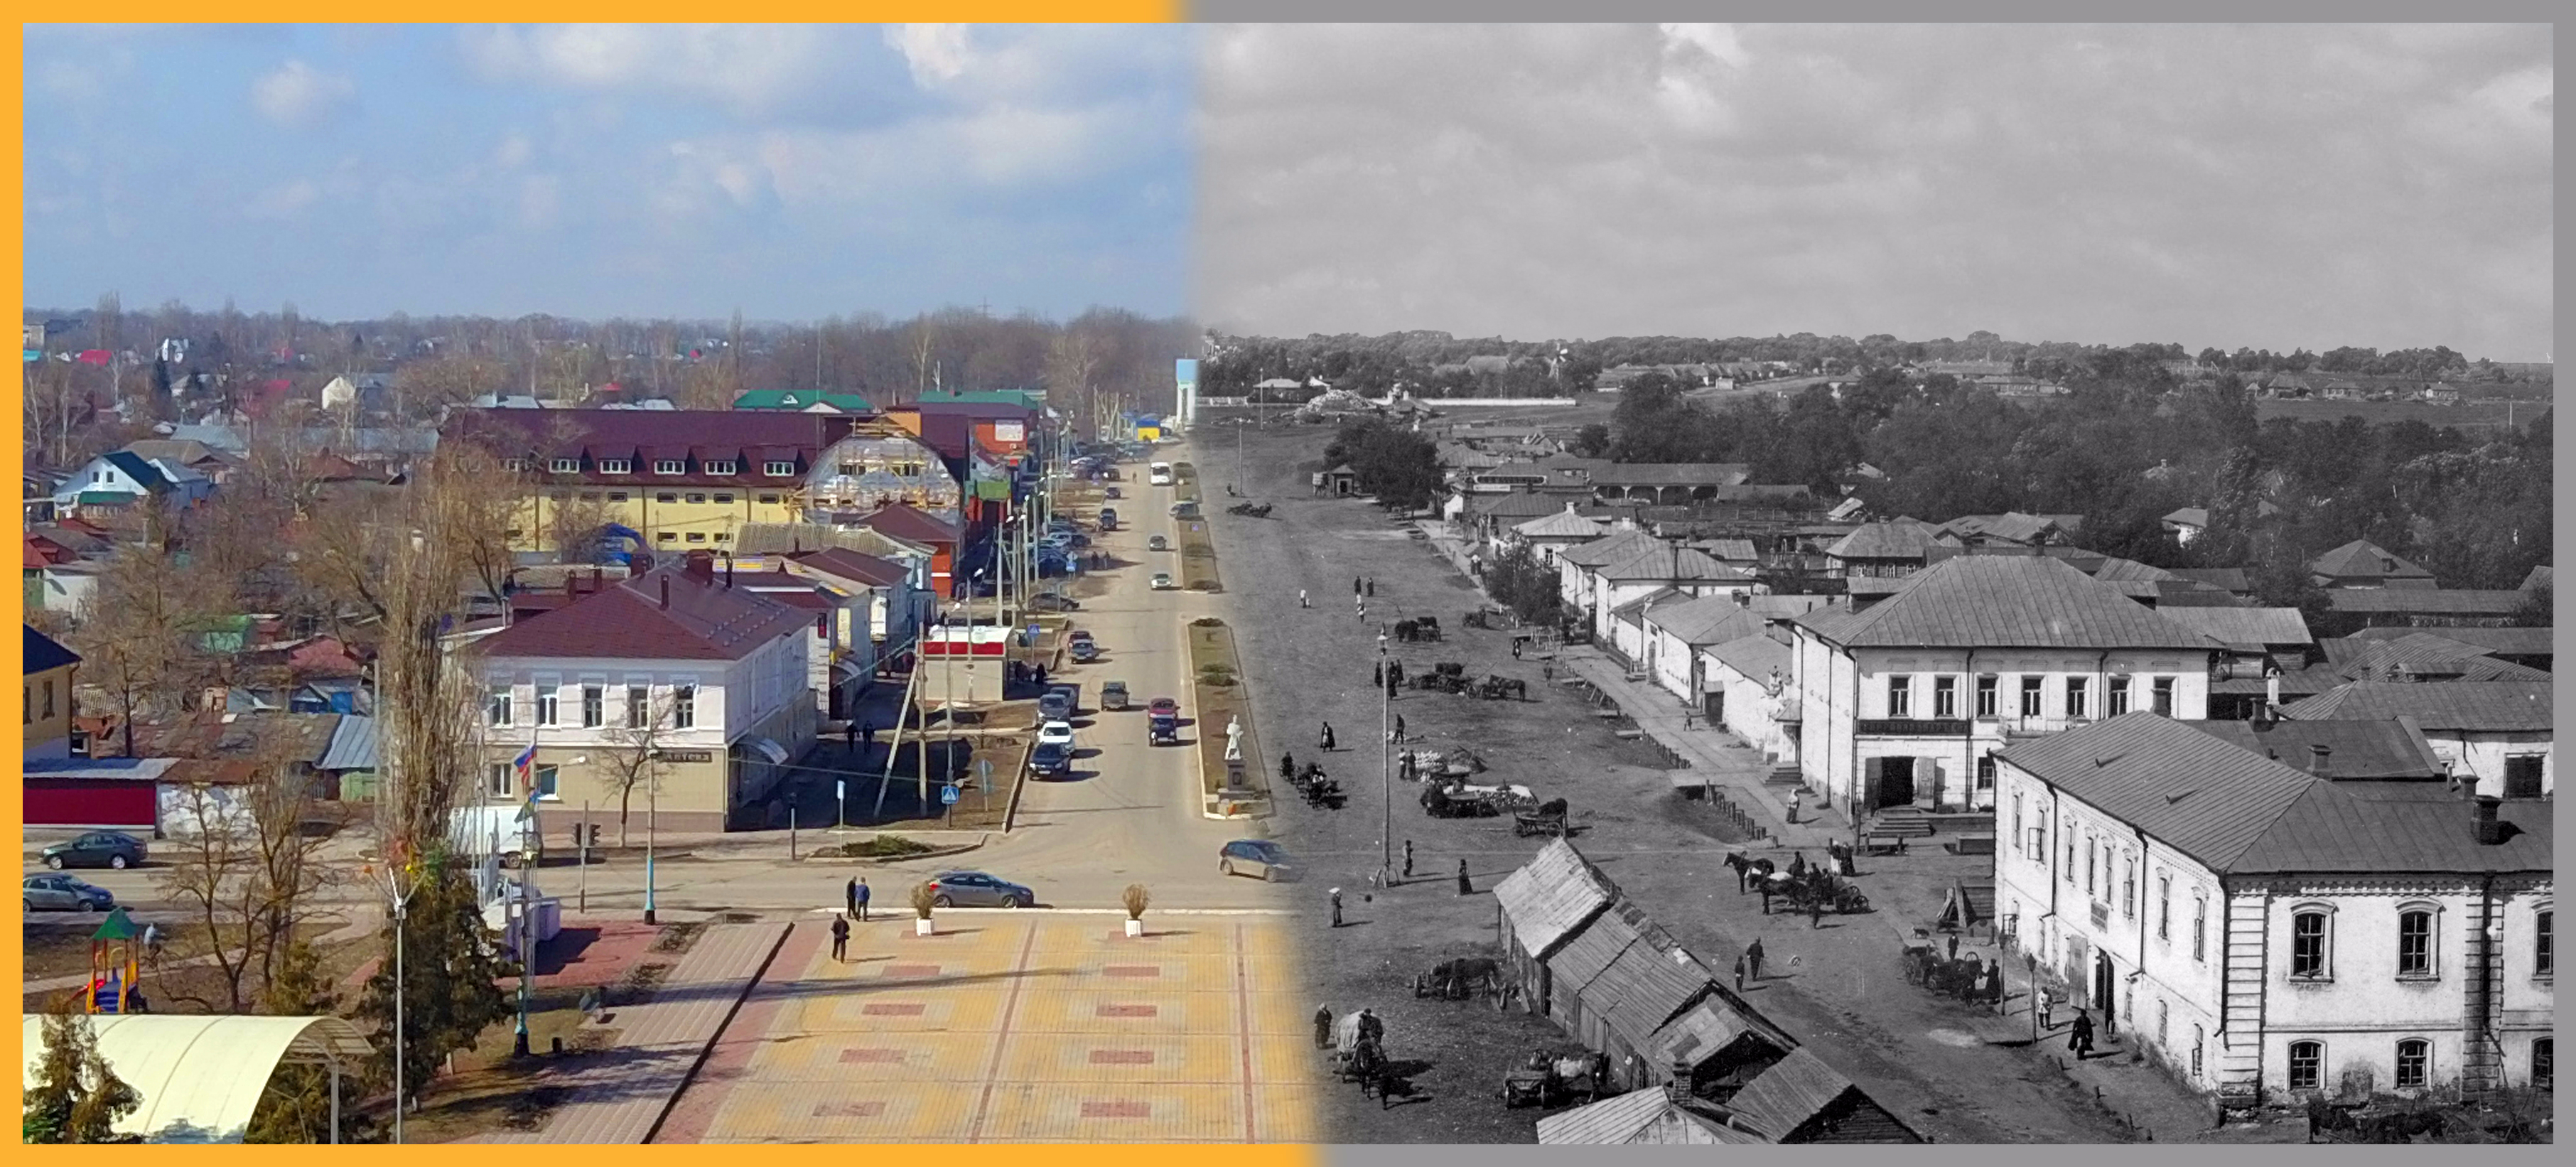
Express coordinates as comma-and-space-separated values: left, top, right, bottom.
1746, 937, 1765, 981
1455, 859, 1472, 896
1330, 888, 1344, 927
846, 876, 860, 920
1403, 840, 1415, 878
829, 914, 851, 962
1314, 1005, 1334, 1048
1322, 723, 1337, 751
2069, 1008, 2096, 1059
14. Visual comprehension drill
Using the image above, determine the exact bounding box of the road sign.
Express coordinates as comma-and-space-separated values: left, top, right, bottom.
977, 759, 994, 784
941, 784, 961, 806
836, 780, 846, 801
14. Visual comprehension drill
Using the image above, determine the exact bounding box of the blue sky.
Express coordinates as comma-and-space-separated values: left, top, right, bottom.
23, 24, 1195, 324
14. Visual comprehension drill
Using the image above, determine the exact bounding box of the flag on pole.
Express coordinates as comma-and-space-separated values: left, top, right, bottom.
512, 741, 537, 783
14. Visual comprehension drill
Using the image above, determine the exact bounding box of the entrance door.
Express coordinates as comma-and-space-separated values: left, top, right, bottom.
2504, 755, 2544, 799
1703, 690, 1724, 724
2093, 952, 2117, 1036
1876, 757, 1916, 808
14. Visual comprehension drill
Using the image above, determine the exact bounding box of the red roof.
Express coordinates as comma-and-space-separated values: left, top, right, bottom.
443, 409, 870, 488
24, 534, 75, 568
788, 548, 910, 589
478, 556, 814, 661
857, 502, 960, 547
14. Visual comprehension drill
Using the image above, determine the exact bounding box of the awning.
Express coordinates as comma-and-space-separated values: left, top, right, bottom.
747, 737, 792, 765
21, 1014, 372, 1142
833, 658, 870, 682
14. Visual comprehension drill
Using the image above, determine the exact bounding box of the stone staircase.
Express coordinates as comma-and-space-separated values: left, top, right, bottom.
1865, 806, 1937, 839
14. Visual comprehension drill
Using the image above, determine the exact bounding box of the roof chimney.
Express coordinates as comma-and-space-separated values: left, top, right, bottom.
659, 575, 671, 610
2307, 744, 2331, 777
2473, 795, 2505, 845
1735, 590, 1750, 608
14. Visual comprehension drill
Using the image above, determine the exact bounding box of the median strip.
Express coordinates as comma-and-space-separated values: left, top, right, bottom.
1186, 616, 1268, 819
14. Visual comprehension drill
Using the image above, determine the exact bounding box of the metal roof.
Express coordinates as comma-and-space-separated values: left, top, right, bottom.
1642, 596, 1767, 647
24, 625, 80, 673
2324, 589, 2524, 615
1556, 529, 1667, 568
1547, 901, 1645, 1000
2348, 625, 2552, 657
1726, 1048, 1857, 1141
1822, 520, 1940, 561
316, 714, 379, 772
2183, 718, 2445, 780
20, 1013, 373, 1143
1537, 1087, 1762, 1145
2154, 607, 2314, 649
1703, 633, 1791, 683
2311, 538, 2434, 581
2334, 640, 2550, 682
2284, 681, 2553, 731
1492, 838, 1615, 962
1516, 509, 1610, 539
1651, 996, 1779, 1073
1794, 556, 2220, 650
1598, 545, 1746, 583
1590, 935, 1720, 1058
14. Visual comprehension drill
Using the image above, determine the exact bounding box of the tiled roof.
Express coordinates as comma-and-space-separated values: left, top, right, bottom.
2154, 607, 2313, 650
478, 559, 814, 661
2310, 538, 2434, 581
2283, 681, 2553, 731
2184, 718, 2445, 780
1794, 556, 2219, 650
1823, 520, 1939, 561
1495, 839, 1615, 962
24, 625, 81, 674
1704, 633, 1791, 683
1727, 1050, 1856, 1141
2000, 713, 2553, 874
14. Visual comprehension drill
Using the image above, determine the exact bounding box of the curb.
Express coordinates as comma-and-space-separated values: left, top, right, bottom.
639, 920, 792, 1145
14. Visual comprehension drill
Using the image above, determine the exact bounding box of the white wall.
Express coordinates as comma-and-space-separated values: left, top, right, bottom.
2421, 731, 2553, 799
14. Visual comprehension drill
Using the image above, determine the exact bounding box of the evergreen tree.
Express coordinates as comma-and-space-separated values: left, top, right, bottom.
23, 1009, 142, 1144
351, 857, 517, 1116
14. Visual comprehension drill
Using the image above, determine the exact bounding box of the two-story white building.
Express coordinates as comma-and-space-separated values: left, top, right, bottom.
1993, 714, 2552, 1106
1510, 505, 1612, 565
471, 554, 819, 834
1582, 544, 1756, 649
1787, 556, 2219, 814
2284, 682, 2553, 801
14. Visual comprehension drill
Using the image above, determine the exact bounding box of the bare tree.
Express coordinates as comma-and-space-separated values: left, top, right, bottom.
595, 689, 684, 847
1047, 329, 1104, 439
151, 723, 331, 1013
70, 541, 215, 756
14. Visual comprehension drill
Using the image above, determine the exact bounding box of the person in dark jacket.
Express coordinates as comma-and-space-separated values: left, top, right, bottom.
1455, 859, 1472, 896
1330, 888, 1344, 927
2069, 1008, 2096, 1059
829, 914, 851, 962
846, 876, 860, 920
1403, 840, 1415, 878
1313, 1004, 1334, 1048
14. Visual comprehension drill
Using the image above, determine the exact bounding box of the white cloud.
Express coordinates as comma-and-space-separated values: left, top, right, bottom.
456, 24, 848, 117
885, 23, 973, 88
250, 60, 356, 127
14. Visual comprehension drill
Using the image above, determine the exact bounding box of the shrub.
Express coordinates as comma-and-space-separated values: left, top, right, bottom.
1121, 883, 1150, 920
909, 881, 939, 919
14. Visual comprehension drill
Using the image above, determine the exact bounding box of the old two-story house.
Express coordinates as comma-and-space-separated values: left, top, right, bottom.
1820, 520, 1941, 579
471, 554, 818, 834
770, 548, 931, 657
1993, 715, 2553, 1106
727, 569, 878, 722
1788, 556, 2219, 815
444, 408, 869, 556
801, 427, 966, 529
2153, 607, 2320, 719
2310, 539, 2437, 590
1587, 544, 1755, 648
1511, 506, 1611, 564
2283, 682, 2552, 800
24, 626, 80, 760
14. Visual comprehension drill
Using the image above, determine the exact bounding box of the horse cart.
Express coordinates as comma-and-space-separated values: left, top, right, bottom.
1513, 797, 1570, 837
1499, 1049, 1610, 1109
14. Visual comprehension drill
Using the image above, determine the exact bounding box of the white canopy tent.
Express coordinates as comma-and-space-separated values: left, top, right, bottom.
21, 1013, 372, 1143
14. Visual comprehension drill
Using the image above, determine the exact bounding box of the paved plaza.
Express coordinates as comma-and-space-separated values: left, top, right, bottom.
664, 913, 1321, 1144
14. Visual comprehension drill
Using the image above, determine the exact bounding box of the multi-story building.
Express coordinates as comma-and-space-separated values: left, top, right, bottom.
444, 408, 870, 555
470, 554, 817, 834
1993, 714, 2553, 1105
2285, 682, 2553, 800
1787, 556, 2218, 814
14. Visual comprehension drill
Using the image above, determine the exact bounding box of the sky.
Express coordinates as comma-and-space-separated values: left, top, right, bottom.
1195, 24, 2555, 361
21, 23, 1196, 325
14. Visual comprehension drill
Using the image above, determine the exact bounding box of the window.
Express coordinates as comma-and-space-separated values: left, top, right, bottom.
43, 679, 55, 719
2084, 836, 2096, 895
2012, 794, 2024, 854
533, 765, 559, 800
2397, 906, 2437, 978
654, 459, 686, 475
607, 491, 630, 502
2121, 854, 2135, 918
2108, 676, 2132, 716
578, 492, 601, 502
765, 460, 797, 475
714, 532, 731, 543
2157, 999, 2170, 1050
581, 685, 604, 728
2539, 910, 2553, 978
1934, 676, 1958, 718
600, 459, 632, 475
487, 764, 513, 798
549, 458, 581, 473
655, 492, 679, 504
2020, 675, 2044, 717
1976, 755, 1995, 790
2393, 1039, 2430, 1090
839, 461, 860, 476
505, 458, 532, 472
2066, 835, 2078, 883
488, 685, 514, 726
2152, 676, 2175, 716
1976, 674, 1998, 716
627, 686, 651, 728
672, 685, 696, 729
685, 493, 708, 505
1887, 674, 1912, 718
537, 687, 561, 727
2192, 896, 2207, 962
2288, 1041, 2324, 1091
2536, 1038, 2555, 1090
712, 493, 735, 504
2066, 677, 2089, 719
656, 532, 678, 543
506, 527, 524, 539
2157, 875, 2172, 940
686, 532, 707, 543
2291, 908, 2331, 979
2191, 1026, 2204, 1077
704, 460, 737, 475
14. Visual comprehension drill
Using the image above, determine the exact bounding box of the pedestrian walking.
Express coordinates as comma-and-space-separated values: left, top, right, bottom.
1732, 953, 1747, 992
846, 721, 858, 750
1300, 588, 1310, 608
1455, 859, 1472, 896
830, 915, 851, 962
1357, 603, 1368, 622
863, 721, 875, 748
1354, 576, 1363, 596
1758, 882, 1772, 915
856, 877, 871, 922
1373, 662, 1385, 689
1329, 888, 1344, 927
846, 876, 860, 919
1541, 661, 1554, 682
1321, 722, 1337, 751
1946, 932, 1961, 962
1403, 840, 1415, 878
1746, 938, 1765, 981
141, 923, 163, 969
1366, 578, 1376, 597
1785, 790, 1801, 824
1313, 1005, 1334, 1048
1281, 751, 1297, 785
1808, 895, 1826, 930
2069, 1008, 2096, 1059
1394, 714, 1406, 741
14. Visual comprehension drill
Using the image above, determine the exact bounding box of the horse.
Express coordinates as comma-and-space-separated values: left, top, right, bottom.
1347, 1036, 1391, 1104
1551, 1051, 1610, 1104
1722, 851, 1755, 892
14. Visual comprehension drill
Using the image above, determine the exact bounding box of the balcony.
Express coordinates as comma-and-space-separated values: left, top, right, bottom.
1855, 718, 1972, 736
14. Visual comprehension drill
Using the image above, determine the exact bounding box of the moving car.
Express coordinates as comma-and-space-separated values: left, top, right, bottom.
1038, 684, 1077, 722
41, 831, 146, 871
1150, 572, 1175, 590
1100, 681, 1131, 711
23, 873, 115, 912
1036, 720, 1076, 749
1219, 839, 1295, 882
1027, 593, 1079, 613
1069, 640, 1100, 663
923, 871, 1035, 908
1146, 697, 1180, 719
1097, 507, 1118, 530
1104, 487, 1121, 500
1149, 711, 1179, 746
1148, 534, 1169, 552
1030, 741, 1074, 777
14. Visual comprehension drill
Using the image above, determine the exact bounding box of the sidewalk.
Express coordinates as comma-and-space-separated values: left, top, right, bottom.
458, 921, 789, 1144
1559, 647, 1845, 851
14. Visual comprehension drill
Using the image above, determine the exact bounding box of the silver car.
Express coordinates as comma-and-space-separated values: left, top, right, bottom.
924, 870, 1035, 908
1219, 839, 1295, 881
23, 873, 114, 913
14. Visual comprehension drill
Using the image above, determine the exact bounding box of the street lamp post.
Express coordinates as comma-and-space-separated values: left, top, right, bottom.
1378, 632, 1391, 886
644, 775, 658, 925
373, 861, 417, 1144
511, 870, 532, 1058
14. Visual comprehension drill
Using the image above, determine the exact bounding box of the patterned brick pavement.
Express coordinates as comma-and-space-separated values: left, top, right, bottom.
667, 913, 1320, 1143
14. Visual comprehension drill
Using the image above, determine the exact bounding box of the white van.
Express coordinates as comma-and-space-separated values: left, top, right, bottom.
449, 805, 541, 869
1148, 462, 1174, 486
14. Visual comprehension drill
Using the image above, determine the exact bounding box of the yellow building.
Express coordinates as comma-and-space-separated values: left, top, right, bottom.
24, 625, 80, 760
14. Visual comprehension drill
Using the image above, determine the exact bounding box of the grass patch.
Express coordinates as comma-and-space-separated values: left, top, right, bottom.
1184, 618, 1268, 809
814, 835, 936, 859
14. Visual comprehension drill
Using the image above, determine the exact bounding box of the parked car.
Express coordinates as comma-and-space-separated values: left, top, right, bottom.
1029, 741, 1074, 777
1097, 507, 1118, 530
1148, 534, 1169, 552
1151, 572, 1175, 590
1219, 839, 1296, 882
1036, 720, 1076, 749
1100, 681, 1131, 711
1067, 628, 1095, 645
923, 870, 1035, 908
23, 873, 114, 913
42, 831, 146, 871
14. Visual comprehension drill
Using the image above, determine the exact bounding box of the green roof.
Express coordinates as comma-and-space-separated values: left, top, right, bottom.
912, 389, 1044, 409
974, 479, 1011, 501
732, 390, 873, 412
75, 490, 140, 505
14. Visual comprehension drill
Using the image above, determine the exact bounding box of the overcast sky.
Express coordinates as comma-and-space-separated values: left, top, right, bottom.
1195, 24, 2554, 360
22, 23, 1194, 324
